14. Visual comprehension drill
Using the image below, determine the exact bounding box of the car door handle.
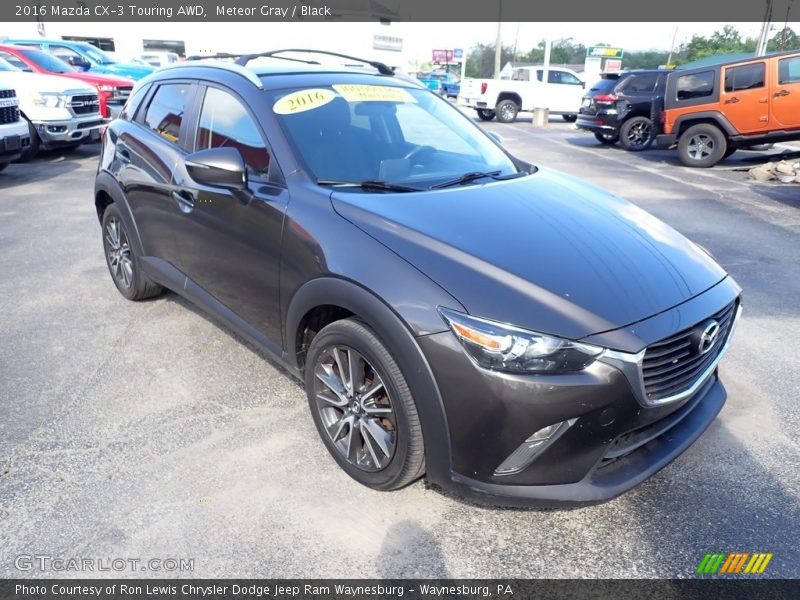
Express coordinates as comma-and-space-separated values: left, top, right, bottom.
724, 97, 739, 104
774, 89, 790, 98
171, 190, 195, 212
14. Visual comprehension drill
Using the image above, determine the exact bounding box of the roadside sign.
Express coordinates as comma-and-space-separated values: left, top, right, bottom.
604, 59, 622, 73
588, 46, 624, 59
432, 49, 454, 63
454, 48, 463, 60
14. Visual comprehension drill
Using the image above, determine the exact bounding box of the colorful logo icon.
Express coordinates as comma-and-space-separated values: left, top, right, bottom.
696, 552, 773, 574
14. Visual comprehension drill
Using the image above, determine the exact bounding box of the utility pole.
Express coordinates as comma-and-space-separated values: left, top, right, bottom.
756, 0, 774, 56
666, 26, 678, 68
493, 13, 502, 78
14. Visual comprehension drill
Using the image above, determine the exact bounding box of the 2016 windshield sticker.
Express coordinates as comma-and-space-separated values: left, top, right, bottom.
332, 84, 416, 103
273, 89, 337, 115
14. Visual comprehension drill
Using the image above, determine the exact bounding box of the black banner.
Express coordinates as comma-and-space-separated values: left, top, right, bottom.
1, 0, 799, 22
2, 580, 800, 600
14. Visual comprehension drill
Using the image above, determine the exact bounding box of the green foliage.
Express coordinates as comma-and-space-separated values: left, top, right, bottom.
768, 27, 800, 52
464, 43, 515, 78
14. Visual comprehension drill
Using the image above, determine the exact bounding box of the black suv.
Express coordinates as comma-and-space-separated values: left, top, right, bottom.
576, 70, 669, 151
95, 50, 741, 507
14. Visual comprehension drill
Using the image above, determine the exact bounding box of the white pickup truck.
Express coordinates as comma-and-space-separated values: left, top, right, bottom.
461, 66, 586, 123
0, 57, 103, 161
0, 82, 30, 171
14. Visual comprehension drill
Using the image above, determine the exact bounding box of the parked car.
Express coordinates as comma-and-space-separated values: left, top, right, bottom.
0, 45, 134, 119
461, 66, 584, 123
95, 52, 740, 506
417, 71, 460, 98
4, 39, 154, 81
657, 50, 800, 167
576, 70, 669, 151
140, 51, 180, 68
0, 79, 30, 170
0, 58, 103, 160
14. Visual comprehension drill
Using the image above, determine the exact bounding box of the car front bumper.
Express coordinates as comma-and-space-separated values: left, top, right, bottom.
33, 115, 105, 146
418, 279, 741, 507
1, 120, 30, 161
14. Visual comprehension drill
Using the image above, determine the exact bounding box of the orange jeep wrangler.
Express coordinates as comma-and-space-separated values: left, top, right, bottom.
657, 51, 800, 167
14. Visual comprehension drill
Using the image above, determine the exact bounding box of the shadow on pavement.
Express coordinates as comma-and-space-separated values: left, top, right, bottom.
377, 520, 450, 578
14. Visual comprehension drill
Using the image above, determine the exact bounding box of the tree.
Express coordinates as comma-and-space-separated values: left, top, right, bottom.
768, 27, 800, 52
680, 25, 757, 62
464, 43, 515, 78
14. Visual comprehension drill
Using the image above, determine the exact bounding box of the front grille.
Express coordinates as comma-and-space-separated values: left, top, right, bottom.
0, 89, 16, 99
641, 300, 737, 402
69, 94, 100, 115
0, 106, 20, 124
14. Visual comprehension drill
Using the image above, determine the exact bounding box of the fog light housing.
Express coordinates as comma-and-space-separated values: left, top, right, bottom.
494, 419, 576, 475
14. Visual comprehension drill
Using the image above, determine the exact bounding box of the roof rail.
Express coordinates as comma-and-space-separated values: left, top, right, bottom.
161, 59, 264, 89
234, 49, 395, 76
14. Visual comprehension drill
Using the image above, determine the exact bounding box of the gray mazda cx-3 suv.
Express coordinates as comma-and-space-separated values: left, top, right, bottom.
94, 50, 741, 506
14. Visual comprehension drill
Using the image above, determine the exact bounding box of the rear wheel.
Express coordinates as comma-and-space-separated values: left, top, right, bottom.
562, 114, 578, 123
619, 116, 654, 152
101, 203, 163, 301
495, 99, 519, 123
305, 318, 425, 491
594, 131, 619, 145
678, 124, 727, 168
476, 109, 495, 121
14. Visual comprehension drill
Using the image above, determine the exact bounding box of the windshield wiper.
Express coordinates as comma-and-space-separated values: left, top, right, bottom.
317, 179, 421, 193
430, 170, 527, 189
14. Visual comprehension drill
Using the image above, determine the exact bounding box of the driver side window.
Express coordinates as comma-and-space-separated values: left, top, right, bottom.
50, 45, 82, 64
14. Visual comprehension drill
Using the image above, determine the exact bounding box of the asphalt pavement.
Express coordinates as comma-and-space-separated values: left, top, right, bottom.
1, 120, 798, 578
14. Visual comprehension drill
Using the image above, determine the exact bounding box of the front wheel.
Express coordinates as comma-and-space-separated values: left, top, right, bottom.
677, 124, 727, 168
562, 114, 578, 123
305, 318, 425, 491
476, 108, 496, 121
619, 116, 654, 152
495, 99, 519, 123
594, 131, 619, 145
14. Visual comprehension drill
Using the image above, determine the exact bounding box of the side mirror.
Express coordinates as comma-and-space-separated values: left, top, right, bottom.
488, 131, 504, 145
581, 81, 586, 89
185, 147, 247, 190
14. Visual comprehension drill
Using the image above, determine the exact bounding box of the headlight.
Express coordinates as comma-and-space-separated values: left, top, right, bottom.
31, 92, 66, 108
438, 307, 604, 374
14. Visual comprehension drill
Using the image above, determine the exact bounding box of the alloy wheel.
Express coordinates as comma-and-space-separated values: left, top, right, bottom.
312, 345, 397, 472
104, 217, 134, 289
626, 121, 652, 148
687, 134, 714, 161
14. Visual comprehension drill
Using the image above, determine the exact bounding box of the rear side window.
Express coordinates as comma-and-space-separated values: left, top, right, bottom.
724, 63, 765, 92
589, 77, 619, 93
622, 73, 658, 93
549, 71, 582, 85
144, 83, 192, 145
196, 87, 270, 175
676, 71, 715, 100
778, 56, 800, 84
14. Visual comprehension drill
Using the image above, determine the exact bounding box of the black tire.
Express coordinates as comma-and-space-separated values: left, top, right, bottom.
0, 162, 8, 172
619, 116, 655, 152
304, 318, 425, 491
101, 203, 163, 301
16, 119, 40, 163
562, 114, 578, 123
495, 99, 519, 123
594, 131, 619, 145
476, 109, 495, 121
677, 123, 727, 168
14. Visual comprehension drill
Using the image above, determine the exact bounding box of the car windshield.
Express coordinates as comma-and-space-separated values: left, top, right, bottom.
270, 84, 517, 188
0, 58, 20, 72
77, 43, 116, 65
22, 48, 76, 73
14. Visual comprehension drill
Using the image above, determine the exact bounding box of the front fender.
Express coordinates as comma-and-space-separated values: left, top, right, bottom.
94, 170, 145, 258
285, 276, 453, 484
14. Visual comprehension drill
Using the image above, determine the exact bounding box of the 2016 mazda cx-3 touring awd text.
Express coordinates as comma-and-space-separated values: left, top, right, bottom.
94, 51, 741, 506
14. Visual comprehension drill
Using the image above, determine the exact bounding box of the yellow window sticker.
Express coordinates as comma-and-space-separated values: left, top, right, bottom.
332, 84, 416, 103
273, 88, 337, 115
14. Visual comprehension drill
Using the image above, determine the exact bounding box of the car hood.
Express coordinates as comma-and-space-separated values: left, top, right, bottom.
331, 167, 728, 340
0, 71, 96, 95
102, 63, 154, 80
59, 71, 134, 86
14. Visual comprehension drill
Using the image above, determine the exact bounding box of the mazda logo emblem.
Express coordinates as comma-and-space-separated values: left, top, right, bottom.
697, 320, 720, 355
